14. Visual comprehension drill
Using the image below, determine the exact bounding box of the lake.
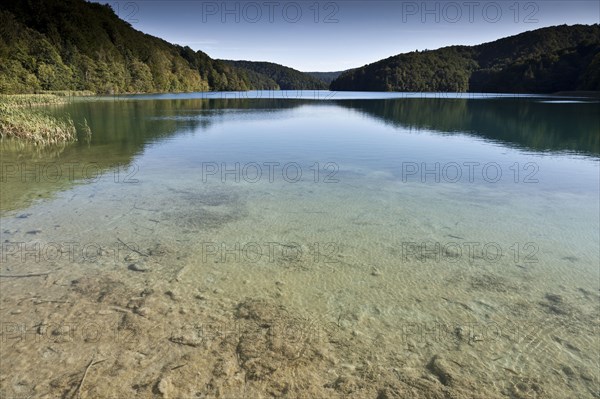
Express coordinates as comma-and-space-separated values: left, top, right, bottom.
1, 91, 598, 398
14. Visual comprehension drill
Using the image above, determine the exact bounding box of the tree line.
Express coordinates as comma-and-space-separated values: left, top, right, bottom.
0, 0, 279, 94
330, 24, 600, 93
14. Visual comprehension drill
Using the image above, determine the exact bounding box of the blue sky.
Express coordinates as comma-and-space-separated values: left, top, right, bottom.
91, 1, 600, 71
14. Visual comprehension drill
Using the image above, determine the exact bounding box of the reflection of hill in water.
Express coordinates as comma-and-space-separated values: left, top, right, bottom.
2, 97, 598, 212
0, 98, 306, 212
335, 98, 600, 156
64, 98, 307, 148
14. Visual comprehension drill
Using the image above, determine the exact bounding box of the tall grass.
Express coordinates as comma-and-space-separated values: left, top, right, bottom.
0, 94, 78, 145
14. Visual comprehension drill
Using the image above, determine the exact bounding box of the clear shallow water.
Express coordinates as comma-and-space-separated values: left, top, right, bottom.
1, 92, 599, 398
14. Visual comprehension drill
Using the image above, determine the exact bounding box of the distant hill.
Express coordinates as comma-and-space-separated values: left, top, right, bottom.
0, 0, 278, 94
330, 24, 600, 93
2, 1, 598, 95
305, 71, 346, 85
223, 60, 328, 90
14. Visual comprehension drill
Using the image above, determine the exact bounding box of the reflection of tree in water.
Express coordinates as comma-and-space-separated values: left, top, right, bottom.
336, 98, 600, 156
3, 96, 597, 212
0, 98, 307, 211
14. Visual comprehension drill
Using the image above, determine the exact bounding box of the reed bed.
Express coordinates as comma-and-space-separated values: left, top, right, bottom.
0, 94, 78, 145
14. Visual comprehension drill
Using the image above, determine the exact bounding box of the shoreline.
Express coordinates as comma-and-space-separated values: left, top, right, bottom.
1, 89, 597, 146
549, 91, 600, 98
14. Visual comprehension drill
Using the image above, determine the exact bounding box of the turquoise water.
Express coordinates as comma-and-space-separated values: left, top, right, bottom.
1, 92, 599, 398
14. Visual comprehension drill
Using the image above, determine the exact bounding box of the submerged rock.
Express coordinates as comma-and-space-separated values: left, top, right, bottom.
128, 263, 149, 272
427, 355, 454, 386
156, 377, 173, 398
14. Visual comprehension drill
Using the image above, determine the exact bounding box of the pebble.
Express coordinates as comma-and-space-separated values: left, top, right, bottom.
580, 370, 594, 381
427, 355, 453, 386
128, 263, 149, 272
371, 268, 382, 276
125, 253, 140, 262
469, 332, 483, 343
561, 365, 575, 377
157, 377, 173, 398
443, 246, 460, 257
134, 307, 149, 317
454, 326, 465, 341
351, 330, 365, 338
165, 290, 179, 301
545, 293, 563, 303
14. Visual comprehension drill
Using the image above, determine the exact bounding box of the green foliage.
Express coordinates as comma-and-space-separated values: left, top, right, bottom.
224, 60, 328, 90
331, 24, 600, 93
305, 71, 346, 85
580, 52, 600, 90
0, 0, 277, 94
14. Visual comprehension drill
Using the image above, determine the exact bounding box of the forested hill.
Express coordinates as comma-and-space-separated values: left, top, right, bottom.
305, 71, 345, 85
330, 24, 600, 93
222, 60, 328, 90
0, 0, 278, 94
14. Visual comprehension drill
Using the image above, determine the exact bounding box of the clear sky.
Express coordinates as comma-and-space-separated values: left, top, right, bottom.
91, 1, 600, 71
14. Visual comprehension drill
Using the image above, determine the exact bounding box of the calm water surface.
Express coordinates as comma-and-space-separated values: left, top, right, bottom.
1, 91, 598, 397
